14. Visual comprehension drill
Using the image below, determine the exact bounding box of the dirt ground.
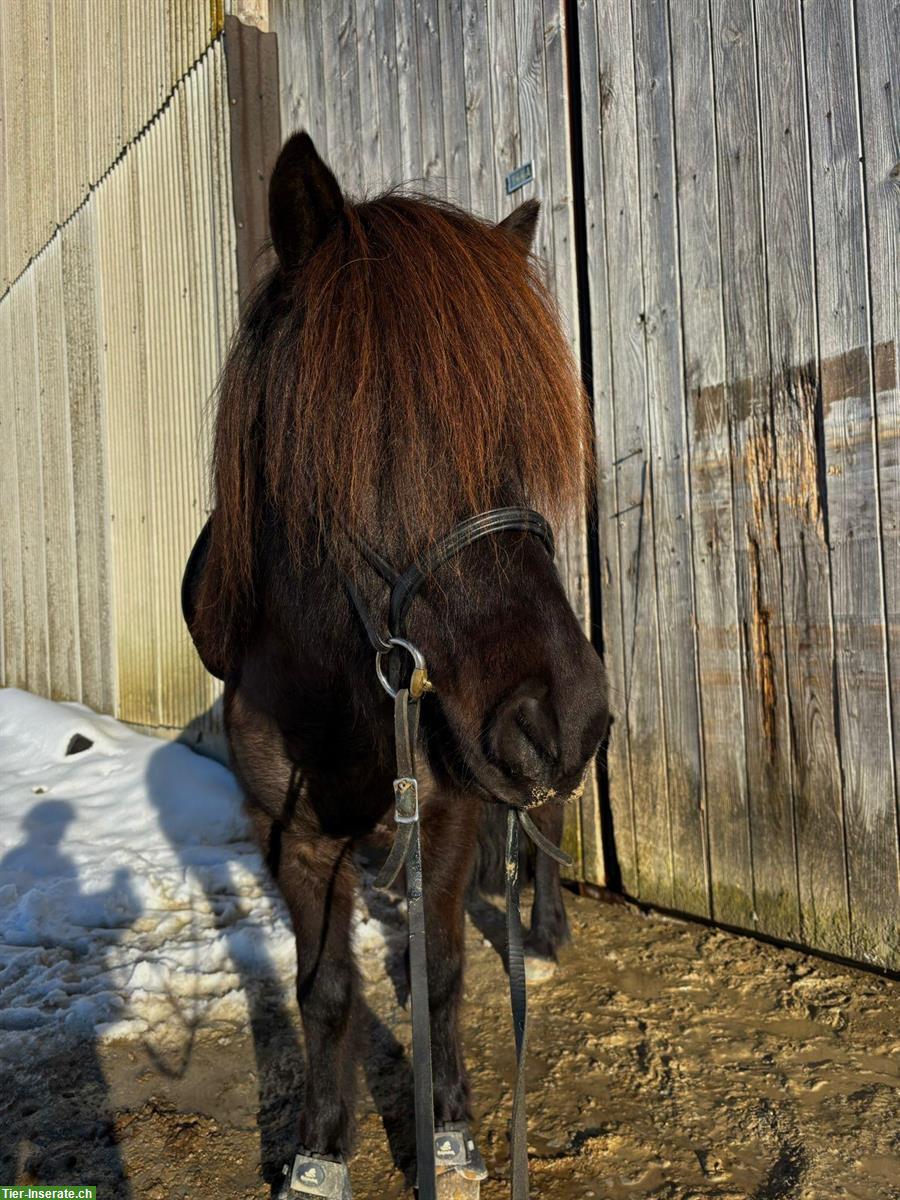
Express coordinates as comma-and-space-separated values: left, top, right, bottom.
3, 888, 897, 1200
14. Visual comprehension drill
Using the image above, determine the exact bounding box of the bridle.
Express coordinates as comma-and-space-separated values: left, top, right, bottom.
345, 507, 572, 1200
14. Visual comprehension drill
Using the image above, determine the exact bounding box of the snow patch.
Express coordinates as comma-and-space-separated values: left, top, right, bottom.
0, 689, 400, 1060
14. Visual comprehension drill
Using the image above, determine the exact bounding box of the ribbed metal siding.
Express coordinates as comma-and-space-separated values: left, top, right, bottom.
0, 0, 224, 296
0, 38, 237, 733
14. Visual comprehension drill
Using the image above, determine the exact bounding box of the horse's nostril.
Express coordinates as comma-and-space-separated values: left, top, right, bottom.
494, 690, 559, 783
515, 696, 560, 761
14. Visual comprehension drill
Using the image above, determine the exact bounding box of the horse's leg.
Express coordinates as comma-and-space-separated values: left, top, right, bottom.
420, 796, 479, 1128
524, 803, 570, 975
250, 808, 360, 1161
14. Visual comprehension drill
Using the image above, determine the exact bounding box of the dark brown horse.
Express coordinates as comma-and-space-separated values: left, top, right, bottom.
184, 132, 608, 1195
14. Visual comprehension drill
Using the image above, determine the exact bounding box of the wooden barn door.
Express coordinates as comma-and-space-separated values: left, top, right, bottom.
576, 0, 899, 970
267, 0, 605, 884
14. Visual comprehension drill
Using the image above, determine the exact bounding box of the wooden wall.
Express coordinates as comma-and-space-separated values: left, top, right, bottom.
268, 0, 605, 884
579, 0, 898, 969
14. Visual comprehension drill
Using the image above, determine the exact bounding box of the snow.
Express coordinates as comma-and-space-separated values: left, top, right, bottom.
0, 688, 398, 1057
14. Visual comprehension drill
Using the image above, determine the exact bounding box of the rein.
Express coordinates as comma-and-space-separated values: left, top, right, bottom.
345, 507, 572, 1200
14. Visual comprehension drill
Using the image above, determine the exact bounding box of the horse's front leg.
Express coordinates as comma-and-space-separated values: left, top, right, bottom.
419, 794, 480, 1126
525, 802, 570, 975
252, 810, 361, 1163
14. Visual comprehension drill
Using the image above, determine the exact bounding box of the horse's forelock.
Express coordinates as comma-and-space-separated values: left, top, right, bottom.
203, 193, 591, 661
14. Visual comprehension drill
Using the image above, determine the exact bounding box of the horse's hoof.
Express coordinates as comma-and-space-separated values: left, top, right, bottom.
278, 1150, 352, 1198
524, 952, 557, 984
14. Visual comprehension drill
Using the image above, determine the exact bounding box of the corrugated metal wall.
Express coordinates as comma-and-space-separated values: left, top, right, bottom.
0, 12, 236, 740
268, 0, 605, 885
0, 0, 225, 296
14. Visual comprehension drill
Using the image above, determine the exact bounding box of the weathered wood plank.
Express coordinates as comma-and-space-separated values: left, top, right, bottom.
544, 0, 578, 307
709, 0, 796, 935
487, 0, 520, 217
355, 0, 384, 191
415, 0, 447, 192
538, 0, 595, 877
281, 0, 325, 148
591, 0, 672, 905
320, 0, 363, 197
461, 0, 497, 220
373, 0, 404, 188
854, 0, 900, 970
394, 0, 424, 183
630, 0, 707, 914
575, 0, 636, 891
515, 0, 550, 267
804, 0, 898, 968
437, 0, 470, 205
271, 0, 312, 142
755, 0, 849, 953
669, 0, 745, 925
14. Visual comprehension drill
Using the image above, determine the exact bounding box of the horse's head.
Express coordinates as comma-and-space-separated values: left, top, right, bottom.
209, 133, 608, 808
397, 528, 610, 810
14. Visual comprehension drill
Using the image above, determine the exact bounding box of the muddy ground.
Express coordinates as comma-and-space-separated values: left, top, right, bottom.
3, 889, 897, 1200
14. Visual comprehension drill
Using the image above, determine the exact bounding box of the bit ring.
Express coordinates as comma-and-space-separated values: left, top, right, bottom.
375, 637, 429, 699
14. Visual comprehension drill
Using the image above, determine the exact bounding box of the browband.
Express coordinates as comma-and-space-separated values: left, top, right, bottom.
345, 507, 556, 683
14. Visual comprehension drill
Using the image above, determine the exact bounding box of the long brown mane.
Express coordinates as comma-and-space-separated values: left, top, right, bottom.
202, 193, 591, 661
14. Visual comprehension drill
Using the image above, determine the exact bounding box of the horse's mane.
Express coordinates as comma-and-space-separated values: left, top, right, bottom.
200, 192, 591, 662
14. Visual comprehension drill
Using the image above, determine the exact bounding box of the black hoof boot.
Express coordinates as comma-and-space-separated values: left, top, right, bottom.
429, 1123, 488, 1196
278, 1150, 352, 1199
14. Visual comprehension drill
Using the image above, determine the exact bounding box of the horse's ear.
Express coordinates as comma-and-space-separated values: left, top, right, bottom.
497, 199, 540, 253
268, 132, 345, 271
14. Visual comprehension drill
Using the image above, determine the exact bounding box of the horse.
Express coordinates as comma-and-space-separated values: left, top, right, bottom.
183, 131, 609, 1197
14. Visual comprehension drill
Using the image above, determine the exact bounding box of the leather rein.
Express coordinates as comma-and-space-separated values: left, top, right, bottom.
345, 507, 572, 1200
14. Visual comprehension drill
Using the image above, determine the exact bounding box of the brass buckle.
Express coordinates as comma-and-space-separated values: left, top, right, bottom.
393, 777, 419, 823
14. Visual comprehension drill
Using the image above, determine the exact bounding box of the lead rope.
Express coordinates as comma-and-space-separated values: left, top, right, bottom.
375, 685, 572, 1200
505, 808, 529, 1198
374, 687, 437, 1200
503, 809, 572, 1199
